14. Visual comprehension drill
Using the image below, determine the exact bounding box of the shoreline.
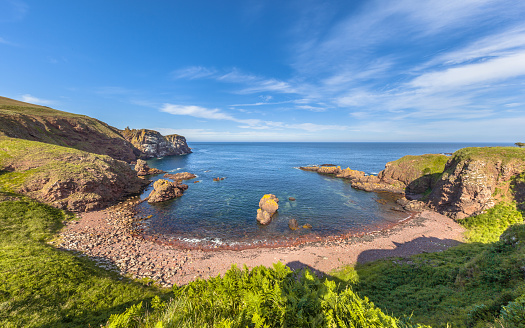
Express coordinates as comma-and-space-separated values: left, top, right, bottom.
55, 201, 465, 287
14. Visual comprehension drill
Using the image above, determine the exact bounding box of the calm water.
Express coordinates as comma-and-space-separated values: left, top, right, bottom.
138, 142, 511, 249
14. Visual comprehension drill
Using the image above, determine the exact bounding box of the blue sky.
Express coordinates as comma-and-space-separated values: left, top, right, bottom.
1, 0, 525, 142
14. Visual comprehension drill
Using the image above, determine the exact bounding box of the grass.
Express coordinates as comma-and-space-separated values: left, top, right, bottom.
0, 194, 166, 328
457, 203, 523, 243
330, 203, 525, 328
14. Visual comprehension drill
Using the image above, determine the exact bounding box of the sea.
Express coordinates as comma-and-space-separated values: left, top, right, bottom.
137, 142, 512, 250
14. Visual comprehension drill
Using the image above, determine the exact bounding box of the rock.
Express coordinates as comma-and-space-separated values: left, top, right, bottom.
303, 223, 312, 229
317, 165, 342, 175
259, 194, 279, 215
299, 166, 320, 172
256, 194, 279, 225
163, 172, 196, 181
428, 147, 525, 219
289, 197, 296, 201
193, 180, 200, 183
288, 219, 299, 230
256, 209, 272, 225
147, 179, 187, 203
135, 159, 165, 176
213, 177, 225, 181
121, 128, 192, 159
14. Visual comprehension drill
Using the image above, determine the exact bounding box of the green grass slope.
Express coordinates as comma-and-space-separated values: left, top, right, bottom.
0, 195, 166, 328
332, 203, 525, 328
0, 137, 147, 212
0, 96, 137, 162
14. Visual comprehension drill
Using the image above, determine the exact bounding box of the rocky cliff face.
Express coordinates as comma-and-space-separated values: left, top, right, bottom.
0, 137, 148, 212
121, 128, 192, 159
300, 154, 448, 196
428, 147, 525, 219
0, 96, 138, 162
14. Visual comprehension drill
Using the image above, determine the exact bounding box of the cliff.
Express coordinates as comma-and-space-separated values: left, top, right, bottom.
301, 148, 525, 220
300, 154, 448, 195
0, 96, 138, 162
121, 127, 192, 159
0, 136, 148, 212
428, 147, 525, 219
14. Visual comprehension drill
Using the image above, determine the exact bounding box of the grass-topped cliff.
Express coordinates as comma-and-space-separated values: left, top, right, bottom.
0, 96, 138, 162
0, 136, 148, 211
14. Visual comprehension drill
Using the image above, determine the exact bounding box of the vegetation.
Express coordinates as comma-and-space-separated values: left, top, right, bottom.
458, 203, 523, 243
0, 194, 166, 327
515, 142, 525, 148
106, 263, 427, 328
447, 147, 525, 166
331, 203, 525, 327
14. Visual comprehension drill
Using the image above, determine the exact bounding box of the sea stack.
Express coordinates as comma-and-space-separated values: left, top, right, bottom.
256, 194, 279, 225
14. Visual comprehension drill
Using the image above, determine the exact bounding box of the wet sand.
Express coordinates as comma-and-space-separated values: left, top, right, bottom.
56, 208, 464, 287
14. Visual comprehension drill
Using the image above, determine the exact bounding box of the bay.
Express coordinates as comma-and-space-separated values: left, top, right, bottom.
137, 142, 512, 249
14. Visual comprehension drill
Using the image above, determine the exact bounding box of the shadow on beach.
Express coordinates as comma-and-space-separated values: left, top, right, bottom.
356, 236, 463, 264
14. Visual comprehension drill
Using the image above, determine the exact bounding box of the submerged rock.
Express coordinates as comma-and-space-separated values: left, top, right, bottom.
288, 219, 299, 230
289, 197, 296, 201
147, 179, 188, 203
256, 194, 279, 225
135, 159, 165, 176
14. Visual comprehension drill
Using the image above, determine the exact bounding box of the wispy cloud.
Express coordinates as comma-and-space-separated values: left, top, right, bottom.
0, 0, 28, 23
171, 66, 217, 79
160, 103, 347, 132
19, 94, 55, 106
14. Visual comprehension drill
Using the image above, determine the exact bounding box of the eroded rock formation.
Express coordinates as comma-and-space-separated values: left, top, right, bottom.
135, 159, 165, 176
256, 194, 279, 225
121, 128, 192, 159
147, 179, 188, 203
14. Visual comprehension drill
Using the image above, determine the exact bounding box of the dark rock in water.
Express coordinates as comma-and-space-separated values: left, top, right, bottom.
289, 197, 296, 201
135, 159, 165, 176
288, 219, 299, 230
164, 172, 196, 181
213, 177, 226, 181
256, 194, 279, 225
193, 180, 200, 183
147, 179, 187, 203
303, 223, 312, 229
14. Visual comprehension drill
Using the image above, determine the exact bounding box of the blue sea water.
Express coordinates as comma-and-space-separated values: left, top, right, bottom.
138, 142, 512, 249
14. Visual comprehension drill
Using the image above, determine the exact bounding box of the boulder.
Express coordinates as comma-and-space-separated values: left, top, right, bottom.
256, 209, 272, 225
163, 172, 196, 181
303, 223, 313, 229
135, 159, 165, 176
256, 194, 279, 225
289, 197, 296, 201
288, 219, 299, 230
147, 179, 188, 203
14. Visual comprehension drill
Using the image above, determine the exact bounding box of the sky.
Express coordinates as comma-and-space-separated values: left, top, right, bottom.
1, 0, 525, 142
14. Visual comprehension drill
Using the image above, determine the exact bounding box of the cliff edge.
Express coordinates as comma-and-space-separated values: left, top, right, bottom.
121, 128, 192, 159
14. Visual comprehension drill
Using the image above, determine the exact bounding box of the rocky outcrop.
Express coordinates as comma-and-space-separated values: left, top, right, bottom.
135, 159, 165, 176
121, 128, 192, 159
147, 179, 188, 203
0, 96, 138, 162
299, 154, 448, 196
428, 147, 525, 219
165, 134, 192, 155
256, 194, 279, 225
163, 172, 197, 181
0, 137, 149, 212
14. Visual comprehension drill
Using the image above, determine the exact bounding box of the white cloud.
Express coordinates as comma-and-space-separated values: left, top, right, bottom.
19, 94, 55, 106
171, 66, 217, 79
161, 104, 237, 121
409, 51, 525, 91
160, 103, 347, 132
